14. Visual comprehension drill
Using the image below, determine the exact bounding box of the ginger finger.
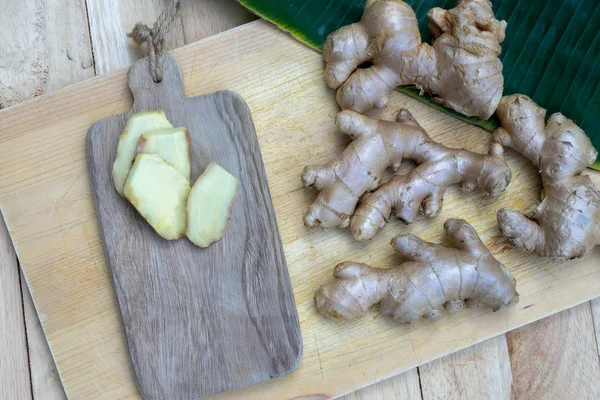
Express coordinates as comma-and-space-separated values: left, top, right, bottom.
315, 219, 519, 324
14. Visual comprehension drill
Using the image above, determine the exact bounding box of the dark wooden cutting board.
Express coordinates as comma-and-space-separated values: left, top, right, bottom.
86, 56, 302, 400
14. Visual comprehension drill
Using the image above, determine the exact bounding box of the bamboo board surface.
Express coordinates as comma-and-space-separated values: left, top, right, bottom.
0, 20, 599, 399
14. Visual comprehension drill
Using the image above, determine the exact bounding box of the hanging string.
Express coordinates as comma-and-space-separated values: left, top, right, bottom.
128, 0, 181, 83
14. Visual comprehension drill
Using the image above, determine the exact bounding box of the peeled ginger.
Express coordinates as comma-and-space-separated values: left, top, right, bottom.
124, 154, 190, 240
186, 163, 238, 247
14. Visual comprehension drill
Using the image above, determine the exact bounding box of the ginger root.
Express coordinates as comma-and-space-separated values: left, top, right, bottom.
137, 127, 191, 181
124, 154, 190, 240
186, 162, 238, 247
113, 111, 238, 247
493, 94, 600, 261
324, 0, 505, 119
315, 219, 518, 323
302, 109, 511, 238
113, 110, 173, 195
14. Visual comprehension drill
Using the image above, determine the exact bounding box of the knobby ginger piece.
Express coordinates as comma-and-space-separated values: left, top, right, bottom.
494, 94, 600, 261
315, 219, 519, 323
324, 0, 506, 118
302, 109, 511, 239
113, 110, 173, 195
187, 163, 238, 247
124, 154, 190, 240
137, 127, 191, 181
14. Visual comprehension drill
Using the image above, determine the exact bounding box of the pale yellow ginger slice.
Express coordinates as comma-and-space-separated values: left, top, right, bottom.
137, 127, 191, 181
113, 110, 173, 195
124, 154, 190, 240
186, 162, 238, 247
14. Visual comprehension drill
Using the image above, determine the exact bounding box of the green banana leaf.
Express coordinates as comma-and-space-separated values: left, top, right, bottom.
239, 0, 600, 169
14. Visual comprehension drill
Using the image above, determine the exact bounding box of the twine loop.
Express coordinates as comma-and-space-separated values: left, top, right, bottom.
128, 0, 181, 83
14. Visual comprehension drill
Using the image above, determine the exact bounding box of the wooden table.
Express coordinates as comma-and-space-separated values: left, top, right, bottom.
1, 1, 599, 399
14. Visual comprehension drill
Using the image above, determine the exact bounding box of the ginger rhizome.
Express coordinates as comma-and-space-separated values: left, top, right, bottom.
315, 219, 519, 323
493, 95, 600, 261
302, 110, 511, 240
124, 154, 190, 240
187, 163, 239, 248
137, 127, 191, 181
324, 0, 505, 119
113, 110, 173, 195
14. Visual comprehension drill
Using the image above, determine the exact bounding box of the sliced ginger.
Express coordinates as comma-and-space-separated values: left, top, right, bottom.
124, 153, 190, 240
137, 127, 191, 181
186, 163, 238, 247
113, 110, 238, 247
113, 110, 173, 195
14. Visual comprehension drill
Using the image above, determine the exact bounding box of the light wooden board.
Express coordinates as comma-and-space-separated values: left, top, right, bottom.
0, 215, 31, 400
2, 0, 96, 397
87, 56, 301, 399
420, 336, 512, 400
20, 277, 67, 400
0, 20, 600, 399
342, 369, 421, 400
506, 303, 600, 399
593, 299, 600, 356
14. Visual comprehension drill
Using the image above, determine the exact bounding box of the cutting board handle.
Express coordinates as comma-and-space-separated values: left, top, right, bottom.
127, 55, 187, 111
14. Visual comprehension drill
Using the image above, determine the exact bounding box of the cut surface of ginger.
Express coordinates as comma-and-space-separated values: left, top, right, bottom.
187, 162, 238, 247
113, 110, 173, 195
124, 153, 190, 240
137, 127, 191, 181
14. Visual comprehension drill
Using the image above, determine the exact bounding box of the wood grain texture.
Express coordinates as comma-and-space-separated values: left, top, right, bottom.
21, 276, 67, 400
0, 0, 94, 107
181, 0, 256, 43
420, 336, 513, 400
87, 56, 302, 399
592, 299, 600, 356
0, 0, 94, 396
86, 0, 186, 74
1, 21, 600, 399
85, 0, 254, 75
341, 369, 421, 400
506, 303, 600, 400
0, 216, 31, 400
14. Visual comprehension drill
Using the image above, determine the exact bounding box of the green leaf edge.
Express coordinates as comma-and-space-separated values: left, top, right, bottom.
238, 0, 600, 170
396, 87, 500, 132
239, 1, 499, 132
238, 1, 324, 51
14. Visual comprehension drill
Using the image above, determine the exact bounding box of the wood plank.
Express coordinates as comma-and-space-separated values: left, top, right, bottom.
420, 336, 512, 400
0, 215, 31, 400
0, 1, 94, 398
0, 0, 94, 107
506, 303, 600, 399
21, 277, 67, 400
341, 369, 421, 400
87, 56, 301, 399
86, 0, 255, 75
592, 299, 600, 357
1, 21, 600, 399
180, 0, 256, 43
86, 0, 186, 74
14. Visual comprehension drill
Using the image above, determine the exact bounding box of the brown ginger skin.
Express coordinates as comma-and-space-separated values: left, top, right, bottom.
302, 109, 427, 229
351, 129, 510, 241
493, 94, 600, 261
323, 0, 506, 119
315, 219, 519, 323
302, 109, 511, 236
